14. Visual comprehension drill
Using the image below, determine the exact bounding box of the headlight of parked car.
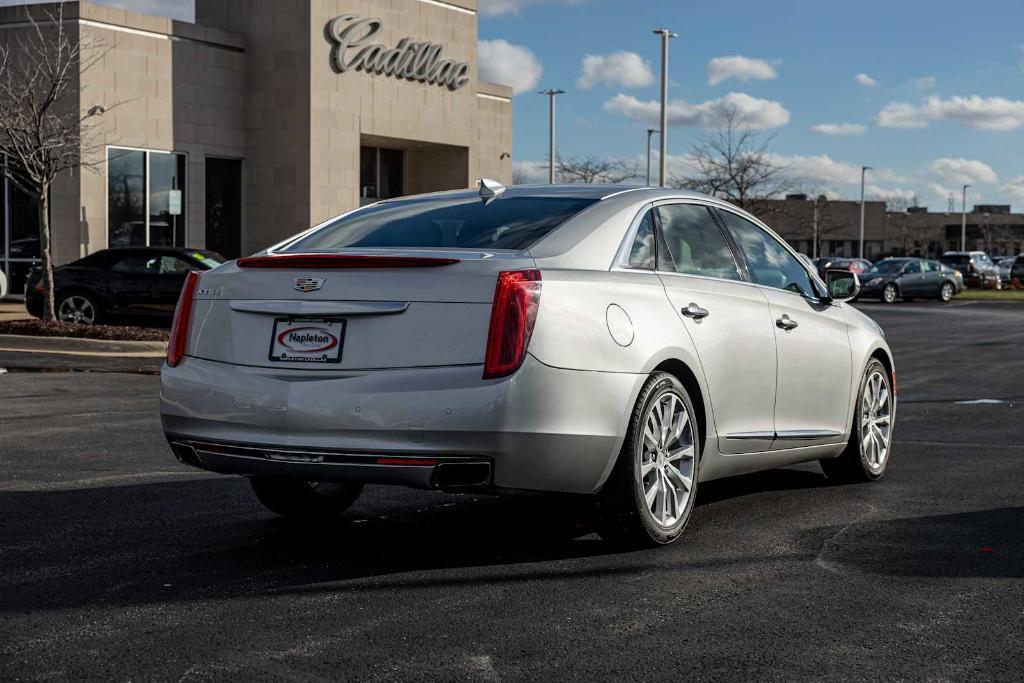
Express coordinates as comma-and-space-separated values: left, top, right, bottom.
867, 277, 884, 286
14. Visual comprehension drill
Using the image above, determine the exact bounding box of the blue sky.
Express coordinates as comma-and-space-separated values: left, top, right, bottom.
5, 0, 1023, 207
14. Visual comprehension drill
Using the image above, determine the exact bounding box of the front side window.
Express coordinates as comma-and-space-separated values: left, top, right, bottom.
111, 254, 159, 274
627, 210, 656, 270
108, 148, 186, 248
922, 261, 937, 273
719, 210, 814, 296
655, 204, 741, 280
286, 196, 598, 252
158, 256, 193, 275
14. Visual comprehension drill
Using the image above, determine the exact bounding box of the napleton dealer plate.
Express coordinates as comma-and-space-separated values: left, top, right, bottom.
269, 318, 345, 363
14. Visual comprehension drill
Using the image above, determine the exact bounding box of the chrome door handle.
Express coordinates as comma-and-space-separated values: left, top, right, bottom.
681, 303, 710, 320
776, 314, 798, 331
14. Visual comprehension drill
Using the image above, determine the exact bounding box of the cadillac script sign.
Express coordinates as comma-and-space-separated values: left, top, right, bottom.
326, 15, 471, 91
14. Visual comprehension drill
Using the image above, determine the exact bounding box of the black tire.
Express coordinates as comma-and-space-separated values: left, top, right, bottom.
250, 477, 363, 519
597, 372, 699, 547
821, 359, 893, 483
881, 283, 898, 304
939, 281, 955, 302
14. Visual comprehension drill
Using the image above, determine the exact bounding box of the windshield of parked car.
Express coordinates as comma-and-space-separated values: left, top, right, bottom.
866, 260, 907, 274
284, 196, 599, 252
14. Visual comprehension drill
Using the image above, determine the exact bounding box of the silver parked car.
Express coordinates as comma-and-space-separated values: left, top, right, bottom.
161, 183, 895, 546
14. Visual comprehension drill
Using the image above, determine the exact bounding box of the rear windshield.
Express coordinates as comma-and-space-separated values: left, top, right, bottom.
284, 196, 599, 252
941, 255, 970, 265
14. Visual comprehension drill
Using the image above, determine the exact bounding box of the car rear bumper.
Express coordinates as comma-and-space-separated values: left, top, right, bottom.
160, 354, 644, 494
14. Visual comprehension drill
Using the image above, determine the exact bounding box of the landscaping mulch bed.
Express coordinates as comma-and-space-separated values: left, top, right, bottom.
0, 319, 169, 342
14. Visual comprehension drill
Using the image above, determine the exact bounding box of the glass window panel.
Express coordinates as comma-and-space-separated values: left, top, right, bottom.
108, 149, 146, 248
1, 158, 6, 260
9, 182, 41, 259
360, 146, 377, 199
379, 148, 403, 199
158, 256, 193, 275
627, 210, 656, 270
149, 152, 186, 247
719, 210, 814, 296
655, 204, 741, 280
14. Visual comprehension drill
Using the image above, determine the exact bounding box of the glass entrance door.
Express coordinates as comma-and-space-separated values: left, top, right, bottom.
205, 158, 242, 259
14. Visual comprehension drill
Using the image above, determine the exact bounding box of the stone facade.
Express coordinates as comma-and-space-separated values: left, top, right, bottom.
0, 0, 513, 267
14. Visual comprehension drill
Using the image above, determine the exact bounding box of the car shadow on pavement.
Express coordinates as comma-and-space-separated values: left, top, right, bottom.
7, 471, 1009, 613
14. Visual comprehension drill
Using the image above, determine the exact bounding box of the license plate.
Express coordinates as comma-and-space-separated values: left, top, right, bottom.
268, 318, 345, 364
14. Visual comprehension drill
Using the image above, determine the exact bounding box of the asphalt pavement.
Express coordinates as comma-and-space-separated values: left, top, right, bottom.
1, 300, 1022, 680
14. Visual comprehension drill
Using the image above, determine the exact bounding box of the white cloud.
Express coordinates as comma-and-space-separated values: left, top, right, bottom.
811, 123, 866, 136
767, 154, 905, 190
477, 39, 543, 95
604, 92, 790, 129
1000, 176, 1024, 202
577, 51, 653, 90
855, 73, 878, 87
706, 56, 778, 86
913, 76, 937, 90
877, 95, 1024, 130
866, 186, 917, 202
478, 0, 587, 16
511, 160, 550, 184
929, 158, 998, 185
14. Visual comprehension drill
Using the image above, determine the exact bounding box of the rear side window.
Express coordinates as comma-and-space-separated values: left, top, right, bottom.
655, 204, 741, 280
111, 254, 159, 274
904, 261, 921, 274
285, 196, 598, 252
627, 210, 656, 270
719, 210, 814, 297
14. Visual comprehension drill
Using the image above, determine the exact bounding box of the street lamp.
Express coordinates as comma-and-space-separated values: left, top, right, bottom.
538, 89, 565, 184
961, 184, 971, 251
652, 28, 677, 187
859, 166, 872, 259
645, 128, 659, 186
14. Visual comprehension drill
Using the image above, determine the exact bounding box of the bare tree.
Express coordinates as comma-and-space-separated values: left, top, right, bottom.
556, 155, 639, 184
0, 2, 110, 320
671, 103, 794, 217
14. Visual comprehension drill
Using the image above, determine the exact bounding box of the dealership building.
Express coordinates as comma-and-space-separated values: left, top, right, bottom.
0, 0, 513, 295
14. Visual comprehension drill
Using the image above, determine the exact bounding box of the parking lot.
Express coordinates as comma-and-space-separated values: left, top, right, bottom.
1, 301, 1023, 680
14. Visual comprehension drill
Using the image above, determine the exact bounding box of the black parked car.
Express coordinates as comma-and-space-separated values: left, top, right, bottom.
939, 251, 1001, 289
859, 257, 964, 303
25, 248, 225, 325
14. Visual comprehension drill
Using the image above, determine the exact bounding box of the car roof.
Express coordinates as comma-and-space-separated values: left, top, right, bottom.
376, 183, 720, 204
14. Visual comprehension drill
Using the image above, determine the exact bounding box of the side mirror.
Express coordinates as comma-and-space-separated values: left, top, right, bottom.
826, 269, 860, 302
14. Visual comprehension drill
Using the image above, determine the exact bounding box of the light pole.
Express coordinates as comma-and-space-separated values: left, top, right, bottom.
653, 28, 676, 187
539, 89, 565, 184
859, 166, 871, 259
961, 184, 970, 251
645, 128, 659, 186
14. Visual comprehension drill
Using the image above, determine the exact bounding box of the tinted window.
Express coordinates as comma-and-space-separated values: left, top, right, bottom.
655, 204, 740, 280
286, 196, 597, 252
868, 259, 908, 274
941, 255, 970, 266
158, 256, 193, 275
627, 210, 656, 270
111, 254, 159, 274
719, 210, 814, 296
903, 261, 921, 274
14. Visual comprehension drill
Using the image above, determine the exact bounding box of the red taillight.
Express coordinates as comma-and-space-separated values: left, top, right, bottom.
236, 254, 461, 269
483, 269, 542, 380
167, 271, 199, 367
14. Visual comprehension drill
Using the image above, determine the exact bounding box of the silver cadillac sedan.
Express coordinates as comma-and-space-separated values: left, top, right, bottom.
161, 182, 895, 546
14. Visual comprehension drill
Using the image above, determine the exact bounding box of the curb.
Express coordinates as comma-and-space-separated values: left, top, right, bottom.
0, 334, 167, 358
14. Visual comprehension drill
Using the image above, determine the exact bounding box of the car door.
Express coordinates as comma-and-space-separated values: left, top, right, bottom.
920, 260, 942, 295
108, 252, 161, 314
153, 255, 194, 314
650, 202, 778, 455
715, 208, 852, 450
899, 259, 925, 295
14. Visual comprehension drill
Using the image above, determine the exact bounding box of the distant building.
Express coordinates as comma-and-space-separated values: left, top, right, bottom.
759, 196, 1024, 260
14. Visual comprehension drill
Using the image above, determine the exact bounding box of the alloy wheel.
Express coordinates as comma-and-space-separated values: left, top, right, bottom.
940, 283, 954, 302
58, 295, 97, 325
860, 370, 892, 472
883, 284, 897, 304
639, 391, 695, 528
